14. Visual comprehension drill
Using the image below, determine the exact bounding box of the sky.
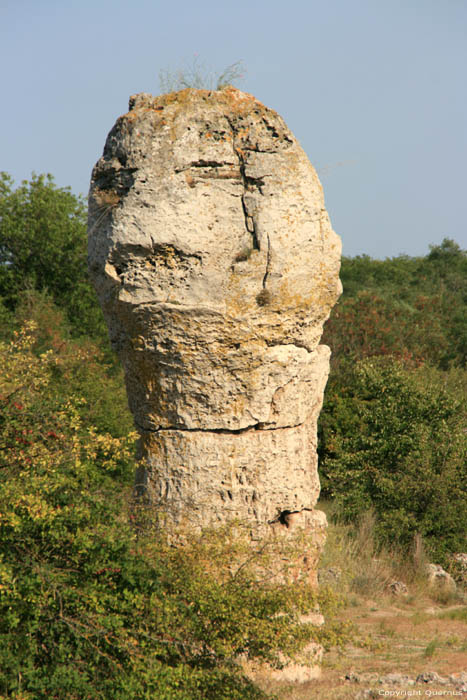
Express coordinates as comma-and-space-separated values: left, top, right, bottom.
1, 0, 466, 259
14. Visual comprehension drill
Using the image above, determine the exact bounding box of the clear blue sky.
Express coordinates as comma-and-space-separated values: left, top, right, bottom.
2, 0, 466, 258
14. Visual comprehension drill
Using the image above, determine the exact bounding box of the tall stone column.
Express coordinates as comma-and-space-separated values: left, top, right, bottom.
88, 88, 341, 583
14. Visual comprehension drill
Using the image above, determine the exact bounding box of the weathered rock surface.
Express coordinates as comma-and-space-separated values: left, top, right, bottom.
451, 553, 467, 586
386, 580, 409, 596
88, 87, 341, 549
349, 670, 467, 698
426, 563, 457, 591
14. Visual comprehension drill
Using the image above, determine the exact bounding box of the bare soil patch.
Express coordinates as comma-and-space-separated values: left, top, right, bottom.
259, 596, 467, 699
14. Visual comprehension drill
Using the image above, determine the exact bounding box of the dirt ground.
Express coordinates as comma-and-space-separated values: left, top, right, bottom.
258, 595, 467, 699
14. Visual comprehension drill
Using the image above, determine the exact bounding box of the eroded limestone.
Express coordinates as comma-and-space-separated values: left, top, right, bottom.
88, 87, 341, 557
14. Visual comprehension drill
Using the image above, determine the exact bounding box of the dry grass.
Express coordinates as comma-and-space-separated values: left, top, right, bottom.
256, 505, 467, 699
259, 599, 467, 699
260, 599, 467, 698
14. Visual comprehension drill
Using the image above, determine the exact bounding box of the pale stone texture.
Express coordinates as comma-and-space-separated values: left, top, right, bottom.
426, 563, 457, 591
88, 88, 341, 563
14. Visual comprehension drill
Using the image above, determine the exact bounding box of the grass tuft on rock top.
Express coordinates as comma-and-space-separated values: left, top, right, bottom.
158, 57, 246, 93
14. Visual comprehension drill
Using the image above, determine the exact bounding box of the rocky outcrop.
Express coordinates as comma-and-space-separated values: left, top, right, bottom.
426, 563, 457, 591
349, 671, 467, 698
88, 88, 341, 575
451, 553, 467, 586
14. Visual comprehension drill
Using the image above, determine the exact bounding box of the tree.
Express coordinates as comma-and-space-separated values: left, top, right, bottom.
323, 240, 467, 368
0, 172, 104, 337
319, 358, 467, 561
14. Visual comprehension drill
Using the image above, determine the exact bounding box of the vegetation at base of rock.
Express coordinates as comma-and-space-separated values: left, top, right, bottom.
0, 321, 350, 699
256, 510, 467, 699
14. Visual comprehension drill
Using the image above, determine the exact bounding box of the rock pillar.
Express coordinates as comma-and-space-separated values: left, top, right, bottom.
88, 88, 341, 580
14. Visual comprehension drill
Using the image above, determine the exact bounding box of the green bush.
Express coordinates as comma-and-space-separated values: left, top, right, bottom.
10, 290, 133, 438
0, 323, 349, 700
323, 239, 467, 369
0, 172, 105, 339
319, 358, 467, 562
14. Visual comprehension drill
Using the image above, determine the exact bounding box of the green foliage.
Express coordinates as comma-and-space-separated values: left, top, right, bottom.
0, 172, 105, 339
320, 239, 467, 564
319, 358, 467, 561
0, 323, 349, 699
323, 238, 467, 369
2, 289, 131, 438
322, 289, 451, 368
35, 292, 130, 436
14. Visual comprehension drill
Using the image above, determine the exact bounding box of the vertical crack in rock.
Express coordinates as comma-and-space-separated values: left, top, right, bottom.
88, 88, 342, 603
226, 115, 261, 253
241, 181, 260, 251
262, 233, 272, 290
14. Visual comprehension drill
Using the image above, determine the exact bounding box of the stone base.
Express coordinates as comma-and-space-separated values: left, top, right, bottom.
240, 641, 323, 684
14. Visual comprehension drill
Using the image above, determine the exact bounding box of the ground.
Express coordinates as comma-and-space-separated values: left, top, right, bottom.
260, 593, 467, 698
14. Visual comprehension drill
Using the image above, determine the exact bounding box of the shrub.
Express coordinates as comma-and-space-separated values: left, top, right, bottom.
0, 323, 349, 699
0, 172, 105, 339
11, 290, 132, 438
323, 239, 467, 370
319, 358, 467, 562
